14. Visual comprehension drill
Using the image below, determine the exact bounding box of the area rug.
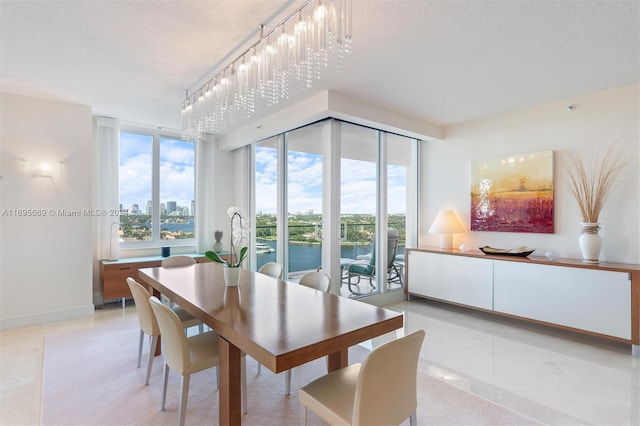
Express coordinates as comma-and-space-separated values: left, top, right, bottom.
41, 318, 540, 425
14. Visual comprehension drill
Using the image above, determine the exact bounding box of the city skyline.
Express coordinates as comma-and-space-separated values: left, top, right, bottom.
118, 202, 194, 216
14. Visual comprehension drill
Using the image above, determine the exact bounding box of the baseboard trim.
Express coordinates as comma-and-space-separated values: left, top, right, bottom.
0, 305, 95, 330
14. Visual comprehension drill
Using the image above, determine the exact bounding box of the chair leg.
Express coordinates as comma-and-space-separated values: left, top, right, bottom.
137, 330, 144, 368
162, 364, 170, 410
257, 361, 261, 374
409, 410, 417, 426
145, 335, 158, 385
198, 324, 204, 334
347, 274, 359, 294
178, 374, 191, 426
300, 404, 307, 426
285, 369, 292, 396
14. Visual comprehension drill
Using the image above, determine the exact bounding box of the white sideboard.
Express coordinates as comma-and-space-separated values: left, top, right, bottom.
406, 247, 640, 355
493, 260, 630, 339
407, 253, 494, 310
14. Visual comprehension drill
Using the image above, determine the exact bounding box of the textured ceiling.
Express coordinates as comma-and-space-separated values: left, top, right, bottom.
1, 0, 638, 134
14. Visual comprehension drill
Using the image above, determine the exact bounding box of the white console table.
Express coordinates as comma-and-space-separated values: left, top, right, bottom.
405, 247, 640, 356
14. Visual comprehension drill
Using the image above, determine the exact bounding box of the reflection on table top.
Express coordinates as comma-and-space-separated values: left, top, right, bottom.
138, 261, 404, 373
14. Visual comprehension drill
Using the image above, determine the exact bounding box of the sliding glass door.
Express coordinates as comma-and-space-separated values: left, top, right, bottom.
254, 136, 279, 272
252, 119, 417, 298
286, 123, 324, 280
339, 123, 378, 296
386, 133, 414, 290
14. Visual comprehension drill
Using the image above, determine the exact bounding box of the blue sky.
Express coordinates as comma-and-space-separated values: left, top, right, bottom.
255, 146, 407, 215
119, 132, 194, 211
119, 136, 407, 216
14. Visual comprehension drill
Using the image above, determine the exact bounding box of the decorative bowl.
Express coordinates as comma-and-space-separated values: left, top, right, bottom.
479, 246, 535, 257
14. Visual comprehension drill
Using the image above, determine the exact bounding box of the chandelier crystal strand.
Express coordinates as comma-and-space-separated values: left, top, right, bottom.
181, 0, 352, 141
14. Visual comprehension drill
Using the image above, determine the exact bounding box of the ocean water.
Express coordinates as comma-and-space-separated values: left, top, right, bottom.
256, 240, 405, 272
156, 221, 403, 272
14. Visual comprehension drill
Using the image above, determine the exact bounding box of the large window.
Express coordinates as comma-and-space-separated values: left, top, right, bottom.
119, 130, 195, 245
252, 119, 418, 299
255, 136, 279, 270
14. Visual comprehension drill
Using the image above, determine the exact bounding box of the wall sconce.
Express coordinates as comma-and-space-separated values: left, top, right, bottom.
429, 210, 465, 249
25, 160, 61, 178
34, 163, 53, 177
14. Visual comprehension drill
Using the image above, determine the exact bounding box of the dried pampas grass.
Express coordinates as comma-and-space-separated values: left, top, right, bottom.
566, 141, 631, 223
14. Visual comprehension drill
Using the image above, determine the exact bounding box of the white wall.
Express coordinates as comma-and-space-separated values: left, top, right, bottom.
0, 92, 94, 329
421, 84, 639, 264
1, 83, 637, 329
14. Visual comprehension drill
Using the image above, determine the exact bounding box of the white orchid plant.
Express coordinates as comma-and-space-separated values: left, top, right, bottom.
206, 207, 249, 267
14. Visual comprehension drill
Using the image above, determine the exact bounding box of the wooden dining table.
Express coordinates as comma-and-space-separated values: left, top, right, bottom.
138, 262, 404, 425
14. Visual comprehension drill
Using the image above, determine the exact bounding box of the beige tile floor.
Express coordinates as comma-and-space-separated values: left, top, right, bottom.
387, 299, 640, 425
1, 297, 639, 425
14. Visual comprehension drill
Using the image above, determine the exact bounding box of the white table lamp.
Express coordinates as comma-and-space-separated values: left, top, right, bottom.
429, 210, 465, 249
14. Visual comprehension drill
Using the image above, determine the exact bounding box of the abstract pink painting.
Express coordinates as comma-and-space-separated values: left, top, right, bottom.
470, 150, 554, 233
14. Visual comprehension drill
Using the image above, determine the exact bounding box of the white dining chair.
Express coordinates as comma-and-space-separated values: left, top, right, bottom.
281, 271, 331, 395
160, 255, 204, 333
160, 255, 196, 268
258, 261, 284, 279
255, 262, 285, 374
126, 277, 203, 385
149, 296, 248, 425
298, 271, 331, 292
299, 330, 426, 426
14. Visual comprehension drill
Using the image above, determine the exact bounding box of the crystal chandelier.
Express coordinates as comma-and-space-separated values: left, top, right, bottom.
181, 0, 352, 141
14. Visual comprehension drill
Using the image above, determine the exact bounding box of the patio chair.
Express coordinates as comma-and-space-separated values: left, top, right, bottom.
342, 228, 401, 294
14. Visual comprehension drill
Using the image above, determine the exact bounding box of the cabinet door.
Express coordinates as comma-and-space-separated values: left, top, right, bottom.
103, 265, 136, 300
494, 261, 631, 339
407, 251, 493, 310
102, 260, 161, 300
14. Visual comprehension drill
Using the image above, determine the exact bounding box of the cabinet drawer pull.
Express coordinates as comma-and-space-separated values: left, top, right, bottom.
119, 267, 131, 271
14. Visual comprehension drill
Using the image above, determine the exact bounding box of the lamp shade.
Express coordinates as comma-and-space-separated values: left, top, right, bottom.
429, 210, 465, 234
429, 210, 465, 249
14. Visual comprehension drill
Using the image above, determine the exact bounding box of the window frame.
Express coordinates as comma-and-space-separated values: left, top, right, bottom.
250, 118, 419, 300
119, 125, 195, 249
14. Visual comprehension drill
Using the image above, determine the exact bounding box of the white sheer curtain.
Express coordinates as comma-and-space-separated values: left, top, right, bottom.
195, 135, 216, 253
94, 117, 120, 260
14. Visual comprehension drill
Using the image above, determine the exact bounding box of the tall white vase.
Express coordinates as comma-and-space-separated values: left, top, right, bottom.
578, 223, 602, 264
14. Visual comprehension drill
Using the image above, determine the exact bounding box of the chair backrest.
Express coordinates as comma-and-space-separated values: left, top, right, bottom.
299, 271, 331, 293
258, 262, 283, 279
126, 277, 160, 337
161, 255, 197, 268
353, 330, 425, 425
387, 228, 400, 268
149, 296, 191, 374
354, 228, 400, 275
